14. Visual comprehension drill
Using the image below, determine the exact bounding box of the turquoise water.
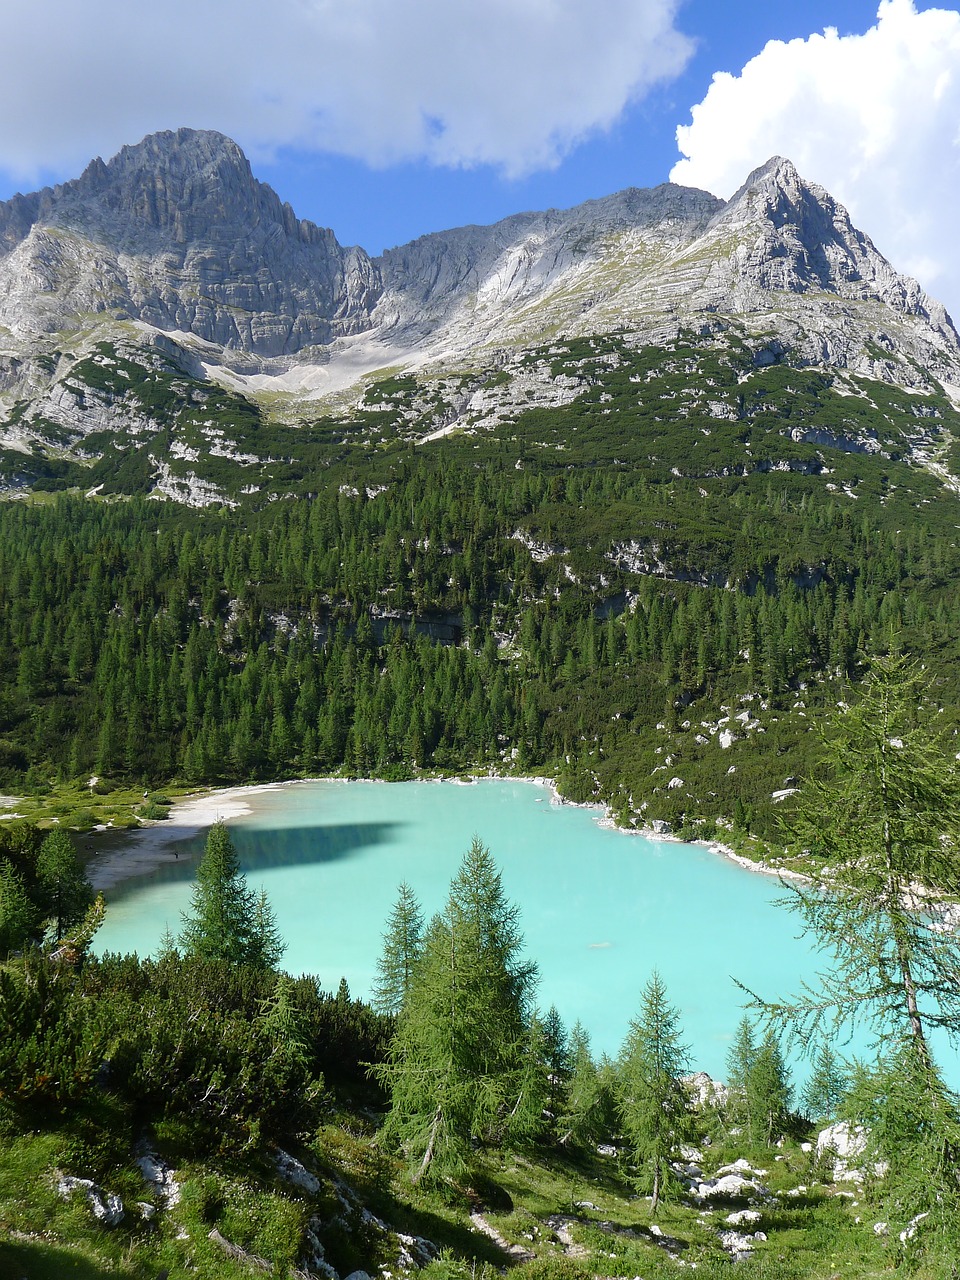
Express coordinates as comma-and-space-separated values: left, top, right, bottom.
94, 778, 851, 1078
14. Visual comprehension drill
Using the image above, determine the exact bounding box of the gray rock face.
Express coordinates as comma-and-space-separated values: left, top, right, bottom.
0, 128, 381, 356
1, 128, 959, 448
375, 182, 723, 341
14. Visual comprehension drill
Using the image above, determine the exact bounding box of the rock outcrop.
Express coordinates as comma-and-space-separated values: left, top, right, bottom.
2, 128, 960, 481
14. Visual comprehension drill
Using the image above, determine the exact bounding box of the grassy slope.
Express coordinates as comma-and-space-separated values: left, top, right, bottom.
0, 1112, 906, 1280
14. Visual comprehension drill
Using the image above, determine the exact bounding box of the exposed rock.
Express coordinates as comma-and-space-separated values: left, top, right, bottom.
55, 1174, 124, 1226
275, 1148, 322, 1196
684, 1072, 729, 1109
725, 1209, 762, 1227
0, 129, 381, 358
815, 1121, 887, 1183
470, 1211, 535, 1261
719, 1228, 761, 1261
135, 1145, 181, 1209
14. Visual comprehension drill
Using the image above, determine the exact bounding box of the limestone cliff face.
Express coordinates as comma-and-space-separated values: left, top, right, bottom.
0, 130, 958, 437
0, 128, 382, 357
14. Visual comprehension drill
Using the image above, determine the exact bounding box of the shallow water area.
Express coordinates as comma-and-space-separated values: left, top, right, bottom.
95, 777, 849, 1075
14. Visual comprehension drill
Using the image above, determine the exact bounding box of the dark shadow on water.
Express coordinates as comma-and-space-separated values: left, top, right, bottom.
106, 820, 403, 903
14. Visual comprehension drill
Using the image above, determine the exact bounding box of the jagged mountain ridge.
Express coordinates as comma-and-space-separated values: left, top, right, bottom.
0, 128, 380, 358
1, 127, 960, 501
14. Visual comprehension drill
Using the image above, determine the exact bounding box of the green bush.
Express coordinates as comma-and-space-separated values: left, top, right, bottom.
138, 801, 170, 821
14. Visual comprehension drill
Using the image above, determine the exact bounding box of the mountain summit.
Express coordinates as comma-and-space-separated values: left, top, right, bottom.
0, 128, 381, 356
0, 128, 958, 486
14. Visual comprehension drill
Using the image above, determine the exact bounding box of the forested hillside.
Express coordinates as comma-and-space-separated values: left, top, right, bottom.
3, 331, 960, 840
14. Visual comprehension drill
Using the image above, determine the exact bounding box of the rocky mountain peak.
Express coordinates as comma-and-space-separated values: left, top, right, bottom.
34, 127, 324, 250
705, 154, 957, 343
0, 128, 383, 356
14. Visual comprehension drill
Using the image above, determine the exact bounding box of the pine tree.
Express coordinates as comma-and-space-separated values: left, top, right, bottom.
373, 882, 424, 1015
618, 971, 691, 1212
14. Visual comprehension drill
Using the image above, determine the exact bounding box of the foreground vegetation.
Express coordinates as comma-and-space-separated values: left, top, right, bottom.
3, 660, 960, 1277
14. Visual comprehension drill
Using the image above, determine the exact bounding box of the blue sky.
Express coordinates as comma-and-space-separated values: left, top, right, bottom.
0, 1, 958, 315
251, 0, 886, 254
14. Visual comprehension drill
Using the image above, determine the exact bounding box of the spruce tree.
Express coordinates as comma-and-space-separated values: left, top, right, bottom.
749, 1030, 793, 1145
179, 822, 282, 968
618, 971, 691, 1212
725, 1014, 757, 1137
373, 882, 424, 1015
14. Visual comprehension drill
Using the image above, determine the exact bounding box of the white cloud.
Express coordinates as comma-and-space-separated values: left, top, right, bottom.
0, 0, 691, 184
671, 0, 960, 320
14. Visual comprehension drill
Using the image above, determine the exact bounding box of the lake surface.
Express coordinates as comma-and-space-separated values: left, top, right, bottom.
94, 777, 847, 1079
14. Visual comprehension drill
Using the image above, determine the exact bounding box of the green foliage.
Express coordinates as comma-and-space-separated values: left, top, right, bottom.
762, 653, 960, 1058
801, 1040, 848, 1122
3, 328, 960, 845
842, 1043, 960, 1267
516, 1258, 592, 1280
616, 971, 691, 1211
557, 1021, 614, 1151
0, 860, 36, 954
36, 828, 93, 942
178, 821, 284, 968
756, 651, 960, 1267
373, 881, 424, 1015
377, 838, 537, 1184
0, 961, 105, 1117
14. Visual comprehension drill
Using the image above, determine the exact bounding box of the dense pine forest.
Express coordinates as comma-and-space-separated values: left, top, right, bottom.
5, 335, 960, 840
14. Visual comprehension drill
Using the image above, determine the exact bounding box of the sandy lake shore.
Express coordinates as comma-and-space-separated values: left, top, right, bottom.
87, 783, 286, 890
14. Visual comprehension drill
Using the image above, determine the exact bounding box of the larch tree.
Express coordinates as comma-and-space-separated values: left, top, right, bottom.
559, 1021, 612, 1150
618, 971, 691, 1213
801, 1040, 848, 1123
755, 652, 960, 1255
761, 653, 960, 1062
376, 837, 537, 1184
36, 829, 93, 943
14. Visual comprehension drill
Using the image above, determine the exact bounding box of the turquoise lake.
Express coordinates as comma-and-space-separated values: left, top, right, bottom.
93, 777, 849, 1079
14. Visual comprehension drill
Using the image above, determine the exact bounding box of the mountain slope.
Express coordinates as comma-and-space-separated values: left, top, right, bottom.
1, 129, 959, 504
